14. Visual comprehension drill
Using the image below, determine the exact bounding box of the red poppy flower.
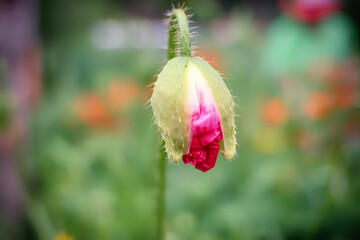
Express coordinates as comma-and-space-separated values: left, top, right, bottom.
279, 0, 340, 24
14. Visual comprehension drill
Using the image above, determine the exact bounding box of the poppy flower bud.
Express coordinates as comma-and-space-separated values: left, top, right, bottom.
151, 56, 236, 172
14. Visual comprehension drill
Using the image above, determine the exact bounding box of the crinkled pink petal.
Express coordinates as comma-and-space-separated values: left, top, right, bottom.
182, 64, 223, 172
182, 110, 222, 172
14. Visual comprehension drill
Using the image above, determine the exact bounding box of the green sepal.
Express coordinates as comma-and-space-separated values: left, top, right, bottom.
151, 57, 191, 163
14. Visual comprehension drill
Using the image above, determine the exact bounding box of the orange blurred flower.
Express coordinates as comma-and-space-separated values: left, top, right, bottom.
74, 93, 114, 129
330, 82, 358, 110
261, 98, 289, 126
194, 48, 223, 72
303, 92, 333, 120
105, 80, 140, 111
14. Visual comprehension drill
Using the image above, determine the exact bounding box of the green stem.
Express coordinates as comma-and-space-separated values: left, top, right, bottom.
156, 8, 192, 240
167, 8, 192, 60
155, 146, 166, 240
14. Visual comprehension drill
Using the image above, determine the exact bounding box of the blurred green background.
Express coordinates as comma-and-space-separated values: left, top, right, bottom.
0, 0, 360, 239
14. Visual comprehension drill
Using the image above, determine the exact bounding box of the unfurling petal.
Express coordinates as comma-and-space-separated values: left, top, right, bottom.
182, 63, 223, 172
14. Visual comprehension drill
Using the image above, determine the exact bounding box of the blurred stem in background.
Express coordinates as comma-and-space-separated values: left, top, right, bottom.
155, 7, 192, 240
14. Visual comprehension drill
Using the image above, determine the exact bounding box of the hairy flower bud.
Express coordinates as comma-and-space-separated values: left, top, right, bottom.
151, 56, 236, 172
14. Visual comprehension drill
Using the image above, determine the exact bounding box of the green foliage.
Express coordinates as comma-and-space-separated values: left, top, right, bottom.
21, 5, 360, 240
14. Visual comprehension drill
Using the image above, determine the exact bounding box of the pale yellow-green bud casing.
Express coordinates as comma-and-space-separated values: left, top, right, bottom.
151, 56, 236, 163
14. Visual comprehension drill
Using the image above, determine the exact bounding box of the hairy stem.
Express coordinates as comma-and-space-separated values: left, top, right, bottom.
155, 146, 166, 240
167, 8, 192, 60
156, 8, 192, 240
